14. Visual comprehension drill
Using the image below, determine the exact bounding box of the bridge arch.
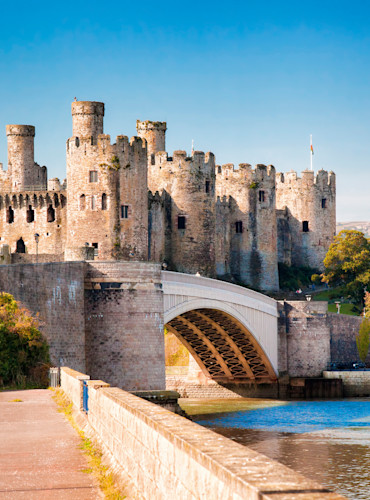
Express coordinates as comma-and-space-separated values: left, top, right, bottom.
164, 294, 277, 383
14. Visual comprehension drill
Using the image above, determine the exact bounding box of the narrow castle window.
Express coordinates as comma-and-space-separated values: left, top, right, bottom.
26, 205, 34, 223
89, 171, 98, 183
7, 206, 14, 224
259, 190, 265, 202
121, 205, 128, 219
91, 196, 96, 210
217, 166, 222, 174
80, 194, 85, 210
302, 221, 309, 232
205, 180, 210, 193
235, 221, 243, 233
321, 198, 327, 208
102, 193, 107, 210
178, 216, 186, 229
47, 204, 55, 222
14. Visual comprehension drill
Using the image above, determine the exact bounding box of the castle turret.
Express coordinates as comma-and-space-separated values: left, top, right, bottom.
149, 149, 216, 276
136, 120, 167, 157
276, 169, 336, 270
66, 101, 148, 261
71, 101, 104, 140
215, 163, 279, 291
6, 125, 46, 191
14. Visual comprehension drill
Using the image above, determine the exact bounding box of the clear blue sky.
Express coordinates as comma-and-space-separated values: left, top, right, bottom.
0, 0, 369, 221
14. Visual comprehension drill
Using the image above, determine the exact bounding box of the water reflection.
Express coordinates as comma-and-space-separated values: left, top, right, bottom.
181, 398, 370, 500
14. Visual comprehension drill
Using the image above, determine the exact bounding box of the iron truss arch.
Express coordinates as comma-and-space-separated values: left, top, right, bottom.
166, 308, 277, 383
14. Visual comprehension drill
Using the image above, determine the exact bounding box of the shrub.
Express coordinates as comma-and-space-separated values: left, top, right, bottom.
356, 318, 370, 363
0, 293, 49, 386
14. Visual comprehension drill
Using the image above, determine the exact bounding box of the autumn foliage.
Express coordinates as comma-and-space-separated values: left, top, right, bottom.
322, 230, 370, 302
0, 293, 49, 386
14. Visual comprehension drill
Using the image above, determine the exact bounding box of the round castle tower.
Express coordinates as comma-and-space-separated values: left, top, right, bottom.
6, 125, 46, 191
136, 120, 167, 158
150, 149, 216, 276
72, 101, 104, 139
276, 169, 336, 270
215, 163, 279, 292
66, 101, 148, 261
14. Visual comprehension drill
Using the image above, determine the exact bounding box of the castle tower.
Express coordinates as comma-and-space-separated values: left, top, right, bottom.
149, 150, 216, 276
71, 101, 104, 140
6, 125, 46, 191
136, 120, 167, 157
66, 101, 148, 261
215, 164, 279, 291
276, 169, 336, 270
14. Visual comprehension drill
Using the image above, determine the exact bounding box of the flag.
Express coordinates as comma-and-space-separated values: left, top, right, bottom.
311, 144, 314, 155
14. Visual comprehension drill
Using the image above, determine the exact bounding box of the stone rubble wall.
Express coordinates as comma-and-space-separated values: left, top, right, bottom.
61, 367, 344, 500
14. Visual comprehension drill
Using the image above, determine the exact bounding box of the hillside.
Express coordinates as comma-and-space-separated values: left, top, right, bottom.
337, 221, 370, 237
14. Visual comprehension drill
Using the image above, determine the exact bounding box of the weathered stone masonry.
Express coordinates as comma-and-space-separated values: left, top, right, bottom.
0, 100, 336, 292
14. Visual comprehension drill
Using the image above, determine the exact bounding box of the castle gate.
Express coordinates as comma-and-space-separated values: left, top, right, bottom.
162, 271, 278, 382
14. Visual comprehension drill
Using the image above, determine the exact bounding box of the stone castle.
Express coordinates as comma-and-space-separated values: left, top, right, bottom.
0, 101, 336, 291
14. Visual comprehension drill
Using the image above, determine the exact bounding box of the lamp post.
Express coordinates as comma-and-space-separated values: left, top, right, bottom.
34, 233, 40, 264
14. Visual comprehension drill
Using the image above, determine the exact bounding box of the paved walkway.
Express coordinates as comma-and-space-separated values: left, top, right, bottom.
0, 389, 102, 499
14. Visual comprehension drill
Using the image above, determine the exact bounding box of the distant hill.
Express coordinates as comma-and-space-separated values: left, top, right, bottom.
337, 221, 370, 237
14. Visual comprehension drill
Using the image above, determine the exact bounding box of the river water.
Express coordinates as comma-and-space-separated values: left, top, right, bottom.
180, 398, 370, 500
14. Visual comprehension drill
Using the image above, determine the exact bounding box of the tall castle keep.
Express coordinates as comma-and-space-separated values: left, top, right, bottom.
0, 101, 336, 291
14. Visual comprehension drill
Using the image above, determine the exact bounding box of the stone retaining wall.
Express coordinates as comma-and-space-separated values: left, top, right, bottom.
323, 370, 370, 397
61, 367, 344, 499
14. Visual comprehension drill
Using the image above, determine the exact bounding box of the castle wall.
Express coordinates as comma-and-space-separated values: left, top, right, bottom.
216, 164, 279, 291
0, 190, 66, 255
0, 262, 87, 371
276, 170, 336, 270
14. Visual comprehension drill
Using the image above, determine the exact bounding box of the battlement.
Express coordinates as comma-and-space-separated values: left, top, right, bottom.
216, 163, 275, 185
276, 169, 335, 189
6, 125, 35, 137
67, 134, 147, 157
153, 150, 215, 173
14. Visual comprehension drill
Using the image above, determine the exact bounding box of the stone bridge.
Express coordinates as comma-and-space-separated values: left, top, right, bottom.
162, 271, 278, 383
0, 261, 279, 391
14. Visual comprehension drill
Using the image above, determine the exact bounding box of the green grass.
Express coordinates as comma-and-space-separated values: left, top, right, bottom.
327, 303, 359, 315
51, 388, 126, 500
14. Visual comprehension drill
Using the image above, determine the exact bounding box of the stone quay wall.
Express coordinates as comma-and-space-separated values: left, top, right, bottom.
323, 370, 370, 397
61, 367, 344, 500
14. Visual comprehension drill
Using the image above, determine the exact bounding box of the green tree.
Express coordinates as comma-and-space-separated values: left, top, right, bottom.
322, 230, 370, 302
0, 293, 49, 386
356, 318, 370, 363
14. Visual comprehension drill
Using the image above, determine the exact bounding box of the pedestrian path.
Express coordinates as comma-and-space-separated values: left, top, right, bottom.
0, 389, 102, 499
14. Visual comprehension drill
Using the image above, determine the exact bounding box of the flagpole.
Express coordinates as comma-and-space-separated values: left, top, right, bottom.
310, 134, 313, 170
